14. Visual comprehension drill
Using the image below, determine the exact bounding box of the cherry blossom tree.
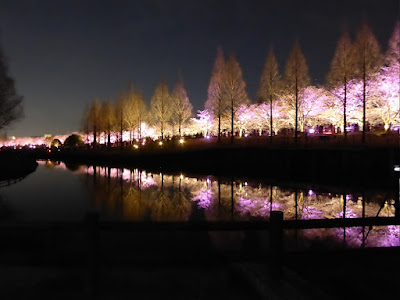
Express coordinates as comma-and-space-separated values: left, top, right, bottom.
368, 63, 400, 129
192, 109, 214, 136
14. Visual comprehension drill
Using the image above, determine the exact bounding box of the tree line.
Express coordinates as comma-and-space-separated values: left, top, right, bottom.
82, 20, 399, 146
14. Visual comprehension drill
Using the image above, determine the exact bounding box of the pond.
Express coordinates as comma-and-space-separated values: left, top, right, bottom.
0, 160, 399, 250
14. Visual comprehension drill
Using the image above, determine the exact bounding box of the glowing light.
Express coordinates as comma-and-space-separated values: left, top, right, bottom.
394, 165, 400, 172
308, 128, 315, 134
158, 141, 163, 146
206, 135, 210, 139
179, 138, 184, 144
384, 124, 390, 130
308, 190, 314, 196
133, 144, 139, 149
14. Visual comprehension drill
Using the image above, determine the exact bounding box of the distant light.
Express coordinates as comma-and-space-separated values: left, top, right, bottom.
244, 182, 248, 186
158, 141, 163, 146
308, 128, 315, 134
244, 133, 248, 137
308, 189, 314, 196
179, 138, 184, 144
133, 144, 139, 149
394, 165, 400, 172
206, 135, 210, 139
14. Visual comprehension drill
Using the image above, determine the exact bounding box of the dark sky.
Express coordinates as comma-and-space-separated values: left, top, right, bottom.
0, 0, 398, 137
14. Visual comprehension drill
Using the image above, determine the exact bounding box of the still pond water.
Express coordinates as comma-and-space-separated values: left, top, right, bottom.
0, 160, 399, 250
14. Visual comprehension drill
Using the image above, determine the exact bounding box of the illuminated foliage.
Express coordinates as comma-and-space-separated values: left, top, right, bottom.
171, 74, 193, 136
353, 21, 382, 140
205, 47, 228, 142
284, 41, 311, 139
150, 80, 172, 140
224, 53, 249, 141
258, 47, 281, 137
326, 29, 354, 134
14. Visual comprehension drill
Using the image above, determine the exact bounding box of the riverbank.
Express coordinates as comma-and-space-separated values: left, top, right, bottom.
0, 151, 38, 182
28, 142, 399, 188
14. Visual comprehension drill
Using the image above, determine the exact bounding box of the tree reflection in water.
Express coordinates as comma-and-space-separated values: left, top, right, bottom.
38, 161, 399, 249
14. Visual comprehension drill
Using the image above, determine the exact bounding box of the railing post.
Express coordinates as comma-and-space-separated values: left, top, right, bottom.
270, 210, 284, 279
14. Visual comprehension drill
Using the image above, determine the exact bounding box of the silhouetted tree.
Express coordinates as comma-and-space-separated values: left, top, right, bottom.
284, 41, 311, 142
88, 99, 101, 148
100, 100, 115, 148
0, 45, 23, 129
64, 134, 83, 148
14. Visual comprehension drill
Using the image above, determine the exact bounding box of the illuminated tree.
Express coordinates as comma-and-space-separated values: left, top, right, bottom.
281, 86, 328, 132
121, 84, 137, 143
384, 20, 400, 67
150, 80, 172, 139
0, 45, 23, 130
322, 79, 363, 128
171, 74, 193, 136
369, 62, 400, 129
193, 109, 214, 136
326, 29, 354, 135
122, 85, 147, 143
284, 41, 311, 141
205, 47, 228, 142
114, 95, 125, 149
353, 20, 382, 142
258, 47, 281, 138
87, 98, 101, 148
99, 100, 115, 148
224, 53, 249, 142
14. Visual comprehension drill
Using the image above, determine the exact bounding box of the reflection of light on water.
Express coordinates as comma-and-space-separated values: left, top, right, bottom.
39, 162, 400, 248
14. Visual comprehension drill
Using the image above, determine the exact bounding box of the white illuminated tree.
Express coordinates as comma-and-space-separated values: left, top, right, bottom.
150, 80, 172, 139
171, 74, 193, 136
205, 47, 228, 142
258, 47, 281, 138
224, 53, 249, 142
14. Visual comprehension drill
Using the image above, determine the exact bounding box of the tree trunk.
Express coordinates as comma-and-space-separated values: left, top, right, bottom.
270, 94, 273, 143
295, 77, 298, 144
231, 98, 234, 144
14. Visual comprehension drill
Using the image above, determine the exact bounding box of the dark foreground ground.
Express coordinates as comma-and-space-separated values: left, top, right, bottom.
0, 222, 399, 300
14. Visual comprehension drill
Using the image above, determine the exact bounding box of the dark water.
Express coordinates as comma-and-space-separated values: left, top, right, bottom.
0, 160, 399, 250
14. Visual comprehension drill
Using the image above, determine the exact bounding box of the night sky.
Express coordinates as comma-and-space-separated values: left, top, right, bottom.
0, 0, 398, 137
